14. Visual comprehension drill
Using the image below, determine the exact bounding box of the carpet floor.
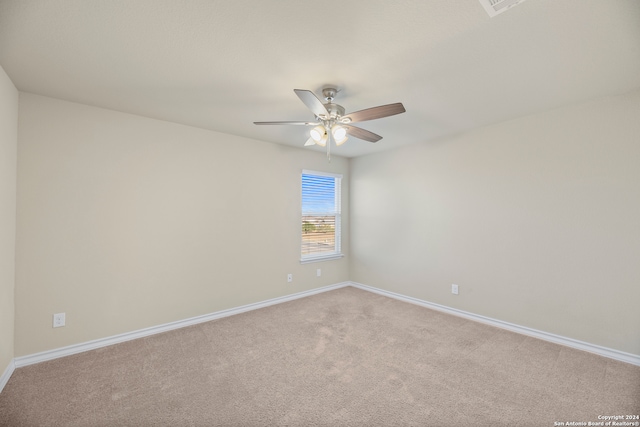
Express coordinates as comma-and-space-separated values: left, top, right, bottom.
1, 286, 639, 426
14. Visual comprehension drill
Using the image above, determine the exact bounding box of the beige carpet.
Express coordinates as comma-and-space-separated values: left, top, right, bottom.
1, 287, 639, 426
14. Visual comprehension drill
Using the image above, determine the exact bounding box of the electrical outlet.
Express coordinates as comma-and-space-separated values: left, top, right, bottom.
287, 273, 293, 283
316, 268, 321, 277
451, 284, 459, 295
53, 313, 66, 328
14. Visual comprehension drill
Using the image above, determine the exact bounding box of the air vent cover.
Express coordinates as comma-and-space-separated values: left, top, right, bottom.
478, 0, 528, 17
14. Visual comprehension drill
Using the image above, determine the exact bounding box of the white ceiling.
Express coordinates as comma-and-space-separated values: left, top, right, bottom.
1, 0, 639, 158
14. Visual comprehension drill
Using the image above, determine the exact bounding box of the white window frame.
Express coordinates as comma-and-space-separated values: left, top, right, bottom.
300, 170, 343, 264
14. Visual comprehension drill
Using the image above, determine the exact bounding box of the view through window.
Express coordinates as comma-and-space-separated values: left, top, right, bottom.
301, 170, 342, 261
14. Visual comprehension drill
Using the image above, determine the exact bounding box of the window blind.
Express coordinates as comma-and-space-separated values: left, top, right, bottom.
301, 171, 342, 260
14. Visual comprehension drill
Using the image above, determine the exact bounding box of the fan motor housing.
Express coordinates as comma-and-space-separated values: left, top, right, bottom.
324, 103, 345, 119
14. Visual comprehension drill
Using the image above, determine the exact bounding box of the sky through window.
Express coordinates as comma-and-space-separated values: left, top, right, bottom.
302, 174, 336, 214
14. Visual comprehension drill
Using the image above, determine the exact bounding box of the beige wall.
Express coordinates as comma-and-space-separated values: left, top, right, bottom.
15, 93, 349, 356
0, 66, 18, 374
350, 90, 640, 355
10, 88, 640, 359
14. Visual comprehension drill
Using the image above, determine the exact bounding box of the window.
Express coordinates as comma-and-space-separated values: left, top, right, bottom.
301, 170, 343, 262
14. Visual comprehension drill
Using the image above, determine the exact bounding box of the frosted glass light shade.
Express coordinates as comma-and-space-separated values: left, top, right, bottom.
332, 125, 347, 141
310, 125, 325, 142
335, 136, 348, 146
316, 133, 328, 147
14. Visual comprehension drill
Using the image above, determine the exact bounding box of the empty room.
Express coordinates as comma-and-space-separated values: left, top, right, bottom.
1, 0, 639, 425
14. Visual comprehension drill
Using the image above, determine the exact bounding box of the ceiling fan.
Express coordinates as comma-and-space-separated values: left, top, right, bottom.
254, 87, 405, 158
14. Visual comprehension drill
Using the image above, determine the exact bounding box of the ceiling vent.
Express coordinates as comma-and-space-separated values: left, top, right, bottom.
478, 0, 528, 17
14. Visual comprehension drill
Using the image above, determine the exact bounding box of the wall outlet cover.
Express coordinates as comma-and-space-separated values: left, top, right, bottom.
53, 313, 66, 328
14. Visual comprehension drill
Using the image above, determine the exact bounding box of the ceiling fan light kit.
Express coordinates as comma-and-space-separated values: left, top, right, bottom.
309, 125, 325, 142
254, 86, 405, 160
332, 125, 347, 141
316, 133, 328, 147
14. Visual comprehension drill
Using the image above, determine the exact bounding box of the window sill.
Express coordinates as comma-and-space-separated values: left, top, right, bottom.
299, 253, 344, 264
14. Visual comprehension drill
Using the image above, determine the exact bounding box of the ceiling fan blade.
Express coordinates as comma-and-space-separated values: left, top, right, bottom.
304, 137, 315, 146
343, 125, 382, 143
294, 89, 329, 118
342, 103, 405, 123
253, 120, 319, 126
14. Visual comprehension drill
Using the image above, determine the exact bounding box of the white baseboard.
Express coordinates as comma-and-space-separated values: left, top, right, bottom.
6, 278, 638, 386
0, 359, 15, 394
14, 282, 350, 369
349, 281, 640, 367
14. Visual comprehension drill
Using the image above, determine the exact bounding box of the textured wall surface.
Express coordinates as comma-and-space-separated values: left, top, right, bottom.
14, 93, 349, 356
0, 66, 18, 376
350, 90, 640, 355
